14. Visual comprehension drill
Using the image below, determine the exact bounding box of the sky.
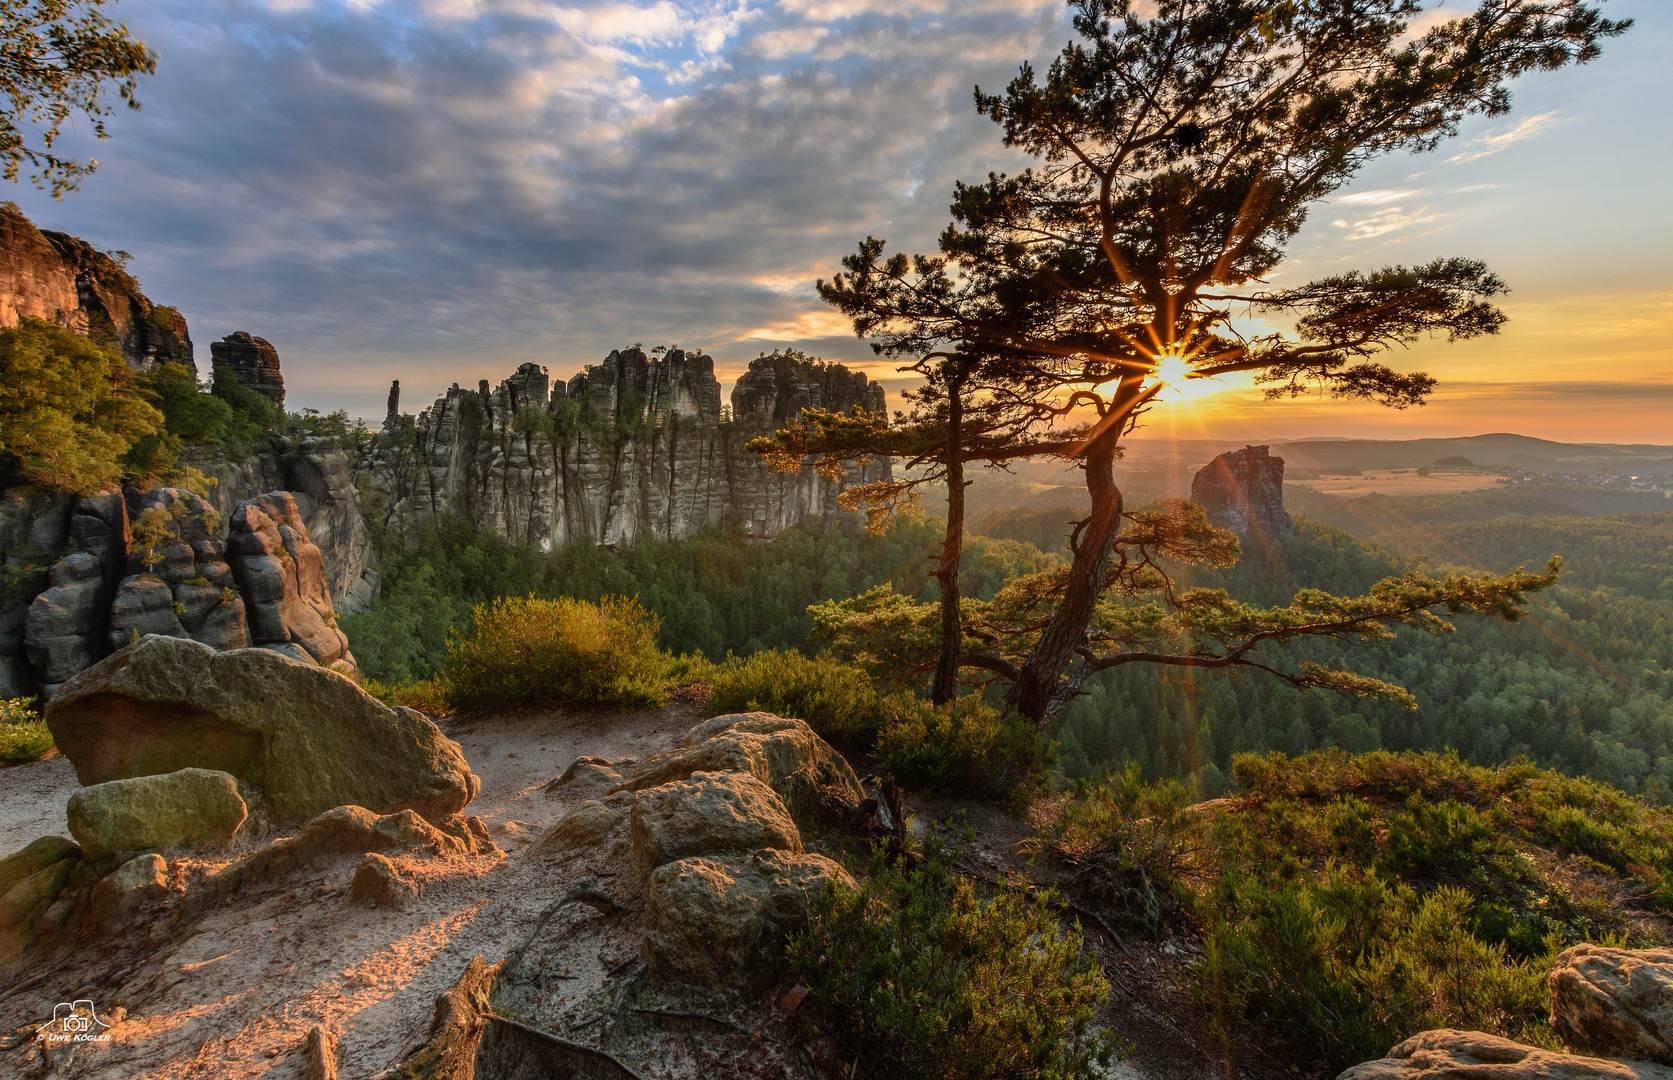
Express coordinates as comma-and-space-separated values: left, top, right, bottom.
9, 0, 1670, 444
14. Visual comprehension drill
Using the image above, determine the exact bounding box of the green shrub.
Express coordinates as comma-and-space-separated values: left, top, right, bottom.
788, 829, 1120, 1080
0, 697, 53, 763
1034, 750, 1673, 1072
875, 696, 1053, 802
440, 594, 669, 710
359, 676, 450, 714
705, 649, 896, 748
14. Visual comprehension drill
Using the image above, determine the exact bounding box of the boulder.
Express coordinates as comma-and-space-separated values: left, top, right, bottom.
67, 768, 248, 857
630, 771, 802, 868
0, 836, 81, 898
1551, 945, 1673, 1063
612, 713, 864, 829
535, 791, 637, 854
45, 635, 477, 823
351, 853, 418, 907
1336, 1029, 1673, 1079
0, 848, 82, 959
91, 853, 170, 922
545, 756, 628, 795
642, 849, 853, 988
226, 492, 354, 670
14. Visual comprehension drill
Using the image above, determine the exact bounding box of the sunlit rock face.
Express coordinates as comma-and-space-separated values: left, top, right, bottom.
0, 205, 193, 372
1191, 445, 1296, 538
367, 348, 891, 549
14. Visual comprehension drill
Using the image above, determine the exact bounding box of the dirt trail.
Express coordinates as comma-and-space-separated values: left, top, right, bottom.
0, 702, 691, 1079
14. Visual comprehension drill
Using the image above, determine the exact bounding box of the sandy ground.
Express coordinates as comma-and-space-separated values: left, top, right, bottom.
2, 704, 1284, 1080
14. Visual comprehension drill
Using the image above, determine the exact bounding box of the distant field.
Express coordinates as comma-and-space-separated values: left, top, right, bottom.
1293, 470, 1508, 496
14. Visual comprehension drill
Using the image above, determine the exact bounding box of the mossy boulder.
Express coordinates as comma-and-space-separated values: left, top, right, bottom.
66, 768, 248, 857
45, 635, 478, 823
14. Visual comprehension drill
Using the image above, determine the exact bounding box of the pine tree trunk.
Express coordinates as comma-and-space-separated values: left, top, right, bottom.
1007, 423, 1124, 726
931, 384, 965, 705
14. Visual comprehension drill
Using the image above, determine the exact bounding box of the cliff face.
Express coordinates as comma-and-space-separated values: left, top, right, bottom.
367, 349, 891, 549
1191, 445, 1296, 538
0, 204, 193, 372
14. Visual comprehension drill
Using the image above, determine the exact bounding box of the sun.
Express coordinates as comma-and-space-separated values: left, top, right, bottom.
1152, 354, 1222, 402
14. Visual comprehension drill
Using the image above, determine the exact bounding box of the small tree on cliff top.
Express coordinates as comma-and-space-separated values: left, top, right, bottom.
751, 0, 1625, 726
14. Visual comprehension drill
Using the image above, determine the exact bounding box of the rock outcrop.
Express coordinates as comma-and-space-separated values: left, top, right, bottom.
629, 771, 804, 868
210, 331, 285, 408
0, 204, 193, 372
1191, 445, 1295, 538
1551, 946, 1673, 1063
45, 635, 478, 823
366, 348, 891, 549
226, 492, 352, 669
65, 768, 248, 857
1338, 1029, 1673, 1079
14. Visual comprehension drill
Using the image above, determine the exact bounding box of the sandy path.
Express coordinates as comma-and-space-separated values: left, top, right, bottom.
0, 701, 698, 1079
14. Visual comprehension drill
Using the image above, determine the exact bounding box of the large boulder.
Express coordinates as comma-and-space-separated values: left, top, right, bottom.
642, 849, 853, 988
1551, 945, 1673, 1063
45, 635, 478, 823
66, 768, 248, 857
612, 713, 864, 829
226, 492, 352, 671
629, 771, 802, 868
535, 791, 638, 854
1336, 1029, 1673, 1079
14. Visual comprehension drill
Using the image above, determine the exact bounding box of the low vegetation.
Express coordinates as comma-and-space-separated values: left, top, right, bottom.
0, 696, 53, 763
1034, 749, 1673, 1072
440, 595, 670, 711
788, 828, 1120, 1080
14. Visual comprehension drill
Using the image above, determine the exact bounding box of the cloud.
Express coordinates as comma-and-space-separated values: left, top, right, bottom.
1329, 206, 1446, 241
1334, 189, 1420, 205
1445, 112, 1566, 165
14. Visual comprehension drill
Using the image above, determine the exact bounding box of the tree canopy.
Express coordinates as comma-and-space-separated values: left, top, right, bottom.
757, 0, 1626, 725
0, 0, 153, 195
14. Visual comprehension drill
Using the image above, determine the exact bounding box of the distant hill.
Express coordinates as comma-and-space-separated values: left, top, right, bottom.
1264, 433, 1673, 476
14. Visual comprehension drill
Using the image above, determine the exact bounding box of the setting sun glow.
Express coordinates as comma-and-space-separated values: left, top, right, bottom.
1152, 354, 1221, 402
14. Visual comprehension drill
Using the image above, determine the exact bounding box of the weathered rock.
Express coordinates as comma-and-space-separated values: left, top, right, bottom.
630, 771, 802, 868
0, 848, 82, 958
1550, 945, 1673, 1063
211, 331, 284, 408
303, 1023, 339, 1080
1191, 445, 1295, 538
351, 852, 419, 907
91, 853, 170, 922
1336, 1029, 1673, 1079
0, 204, 194, 371
545, 756, 627, 795
367, 349, 890, 551
106, 573, 186, 648
45, 635, 477, 822
226, 492, 354, 670
614, 713, 865, 830
24, 552, 108, 682
386, 955, 501, 1079
67, 767, 248, 857
535, 791, 638, 854
642, 849, 853, 987
0, 835, 81, 898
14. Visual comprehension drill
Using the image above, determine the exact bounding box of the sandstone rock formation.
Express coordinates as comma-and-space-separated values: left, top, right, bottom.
0, 204, 193, 371
350, 852, 419, 907
629, 771, 803, 868
613, 712, 867, 830
1191, 445, 1296, 538
65, 768, 248, 857
89, 853, 169, 924
642, 849, 854, 988
366, 348, 891, 549
1551, 946, 1673, 1063
1336, 1029, 1673, 1079
227, 492, 352, 669
45, 635, 478, 823
0, 836, 83, 959
210, 331, 285, 408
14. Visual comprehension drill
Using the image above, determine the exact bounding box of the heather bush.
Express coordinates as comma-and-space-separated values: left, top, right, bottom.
875, 696, 1053, 802
788, 828, 1120, 1080
441, 594, 669, 709
705, 649, 898, 748
0, 697, 53, 763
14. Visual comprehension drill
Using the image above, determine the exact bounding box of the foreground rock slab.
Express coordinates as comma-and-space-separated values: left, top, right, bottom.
642, 848, 853, 988
66, 767, 247, 857
629, 771, 802, 868
46, 635, 478, 822
1337, 1029, 1673, 1079
1551, 945, 1673, 1064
